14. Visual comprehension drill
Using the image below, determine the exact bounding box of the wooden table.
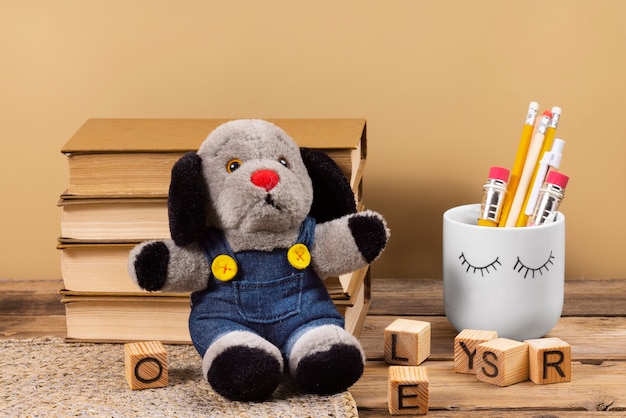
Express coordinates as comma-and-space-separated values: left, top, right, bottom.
2, 277, 626, 416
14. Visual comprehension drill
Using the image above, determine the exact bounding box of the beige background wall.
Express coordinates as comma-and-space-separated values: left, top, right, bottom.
2, 1, 625, 280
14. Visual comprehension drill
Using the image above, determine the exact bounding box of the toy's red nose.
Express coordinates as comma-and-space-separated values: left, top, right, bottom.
251, 169, 280, 192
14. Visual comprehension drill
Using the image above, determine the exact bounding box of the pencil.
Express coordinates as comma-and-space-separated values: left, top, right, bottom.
498, 101, 539, 227
517, 106, 562, 225
505, 110, 552, 227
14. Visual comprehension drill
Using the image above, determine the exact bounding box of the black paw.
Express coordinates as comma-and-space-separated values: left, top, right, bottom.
294, 344, 364, 395
208, 346, 282, 402
348, 214, 388, 263
133, 241, 169, 291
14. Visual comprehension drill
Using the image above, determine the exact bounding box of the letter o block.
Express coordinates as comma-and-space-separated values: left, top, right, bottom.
388, 366, 429, 415
525, 337, 572, 384
384, 319, 431, 366
125, 341, 168, 390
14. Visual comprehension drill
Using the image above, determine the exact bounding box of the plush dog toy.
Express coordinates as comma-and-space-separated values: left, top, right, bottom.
128, 119, 389, 401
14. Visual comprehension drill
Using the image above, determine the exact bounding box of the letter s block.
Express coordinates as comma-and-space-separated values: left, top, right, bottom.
525, 337, 572, 384
454, 329, 498, 374
388, 366, 429, 415
475, 338, 529, 387
384, 318, 431, 366
124, 341, 168, 390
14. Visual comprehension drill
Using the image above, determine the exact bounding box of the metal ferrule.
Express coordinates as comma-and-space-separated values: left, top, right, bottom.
549, 111, 561, 129
527, 184, 565, 226
479, 179, 508, 223
537, 114, 551, 135
525, 107, 539, 125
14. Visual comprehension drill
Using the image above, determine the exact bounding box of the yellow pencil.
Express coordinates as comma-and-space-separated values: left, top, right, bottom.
505, 110, 552, 227
498, 101, 539, 227
516, 106, 562, 226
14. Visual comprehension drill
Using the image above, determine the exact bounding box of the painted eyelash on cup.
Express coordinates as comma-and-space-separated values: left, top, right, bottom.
459, 253, 502, 277
513, 251, 555, 278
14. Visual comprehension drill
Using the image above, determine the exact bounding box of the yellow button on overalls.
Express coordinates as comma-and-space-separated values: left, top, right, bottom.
287, 243, 311, 270
211, 254, 238, 282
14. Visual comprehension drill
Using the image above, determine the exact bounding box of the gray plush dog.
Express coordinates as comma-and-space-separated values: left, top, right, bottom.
128, 119, 389, 401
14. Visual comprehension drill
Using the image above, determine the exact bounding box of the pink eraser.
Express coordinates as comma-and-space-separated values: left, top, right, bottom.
542, 110, 553, 118
546, 170, 569, 188
488, 166, 510, 182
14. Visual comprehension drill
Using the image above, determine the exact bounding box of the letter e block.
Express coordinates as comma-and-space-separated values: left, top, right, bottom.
525, 337, 572, 384
475, 338, 529, 386
125, 341, 168, 390
388, 366, 429, 415
384, 318, 431, 365
454, 329, 498, 374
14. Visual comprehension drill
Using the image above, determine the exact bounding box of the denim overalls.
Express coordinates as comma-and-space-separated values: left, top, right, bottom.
189, 216, 345, 362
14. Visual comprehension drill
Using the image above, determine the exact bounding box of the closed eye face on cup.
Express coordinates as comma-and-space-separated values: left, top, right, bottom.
458, 251, 555, 279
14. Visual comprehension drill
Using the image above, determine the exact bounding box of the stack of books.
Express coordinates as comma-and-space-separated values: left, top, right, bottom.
58, 118, 370, 343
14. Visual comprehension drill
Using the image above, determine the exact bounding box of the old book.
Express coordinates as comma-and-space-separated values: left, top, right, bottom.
61, 292, 192, 343
58, 118, 371, 340
61, 272, 369, 343
58, 186, 362, 242
58, 241, 367, 303
62, 118, 366, 197
59, 196, 169, 241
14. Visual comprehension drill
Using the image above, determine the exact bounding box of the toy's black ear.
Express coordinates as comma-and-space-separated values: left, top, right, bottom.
301, 148, 357, 223
168, 152, 208, 247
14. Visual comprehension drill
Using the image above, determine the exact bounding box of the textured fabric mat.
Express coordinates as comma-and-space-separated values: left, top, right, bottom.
1, 337, 358, 418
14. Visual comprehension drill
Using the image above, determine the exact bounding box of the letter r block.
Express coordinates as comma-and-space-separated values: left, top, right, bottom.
454, 329, 498, 374
124, 341, 168, 390
388, 366, 429, 415
525, 337, 572, 384
475, 338, 529, 387
384, 318, 431, 366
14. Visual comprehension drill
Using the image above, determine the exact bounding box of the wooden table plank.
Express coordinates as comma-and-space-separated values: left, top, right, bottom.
0, 279, 64, 316
2, 277, 626, 416
369, 278, 626, 317
359, 412, 626, 417
0, 315, 66, 338
361, 275, 626, 416
352, 360, 626, 413
360, 316, 626, 362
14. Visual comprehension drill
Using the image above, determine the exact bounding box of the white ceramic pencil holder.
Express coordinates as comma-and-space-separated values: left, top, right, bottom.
443, 203, 565, 341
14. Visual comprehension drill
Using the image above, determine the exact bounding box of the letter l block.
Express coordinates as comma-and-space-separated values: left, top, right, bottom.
384, 318, 431, 365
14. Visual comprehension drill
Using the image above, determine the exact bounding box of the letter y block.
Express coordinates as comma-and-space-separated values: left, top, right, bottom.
454, 329, 498, 374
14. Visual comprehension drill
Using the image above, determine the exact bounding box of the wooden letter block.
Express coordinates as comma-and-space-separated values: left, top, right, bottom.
384, 318, 431, 366
388, 366, 429, 415
125, 341, 168, 390
475, 338, 529, 387
454, 329, 498, 374
525, 337, 572, 384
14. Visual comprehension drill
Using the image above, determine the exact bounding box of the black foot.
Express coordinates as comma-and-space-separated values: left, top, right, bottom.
295, 344, 364, 395
207, 345, 282, 402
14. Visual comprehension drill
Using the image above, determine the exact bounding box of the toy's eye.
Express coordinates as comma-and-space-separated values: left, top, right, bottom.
278, 157, 289, 168
226, 159, 242, 173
